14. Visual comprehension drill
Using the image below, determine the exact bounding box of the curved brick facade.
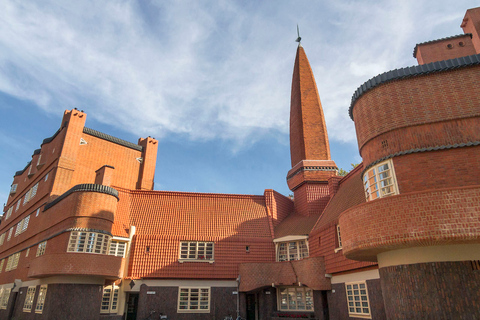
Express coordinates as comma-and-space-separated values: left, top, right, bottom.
339, 186, 480, 261
351, 66, 480, 165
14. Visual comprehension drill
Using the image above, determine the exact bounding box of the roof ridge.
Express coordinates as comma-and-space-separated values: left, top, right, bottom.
83, 127, 143, 152
129, 189, 266, 199
349, 53, 480, 120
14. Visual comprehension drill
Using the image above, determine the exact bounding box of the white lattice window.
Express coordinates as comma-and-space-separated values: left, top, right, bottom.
346, 281, 371, 318
178, 287, 210, 312
35, 285, 47, 313
5, 253, 20, 271
0, 233, 5, 246
100, 285, 119, 314
0, 288, 11, 309
30, 183, 38, 200
276, 240, 309, 262
67, 231, 110, 254
277, 287, 314, 311
179, 242, 214, 261
10, 184, 17, 194
109, 241, 127, 257
23, 190, 31, 205
16, 200, 21, 211
363, 160, 398, 201
337, 225, 343, 248
23, 286, 36, 312
5, 207, 13, 220
15, 215, 30, 237
0, 259, 4, 272
7, 228, 13, 241
37, 241, 47, 257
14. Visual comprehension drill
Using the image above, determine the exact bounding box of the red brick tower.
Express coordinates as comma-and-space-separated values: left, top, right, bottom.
287, 44, 337, 216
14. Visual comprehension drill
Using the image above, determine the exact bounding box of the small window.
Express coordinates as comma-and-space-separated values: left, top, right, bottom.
100, 285, 119, 314
5, 252, 20, 271
67, 231, 110, 254
277, 286, 314, 311
5, 207, 13, 220
0, 259, 4, 272
446, 43, 453, 49
0, 233, 5, 246
459, 41, 465, 47
109, 241, 127, 257
7, 228, 13, 241
178, 287, 210, 312
25, 248, 30, 257
36, 208, 41, 217
23, 286, 36, 312
346, 281, 371, 318
10, 184, 17, 194
44, 173, 49, 182
276, 240, 309, 262
363, 160, 398, 201
37, 241, 47, 257
35, 285, 47, 313
36, 154, 42, 166
0, 288, 11, 309
337, 225, 343, 249
16, 200, 21, 211
179, 241, 214, 262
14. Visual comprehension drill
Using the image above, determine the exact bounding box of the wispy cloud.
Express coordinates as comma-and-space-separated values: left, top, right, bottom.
0, 0, 476, 150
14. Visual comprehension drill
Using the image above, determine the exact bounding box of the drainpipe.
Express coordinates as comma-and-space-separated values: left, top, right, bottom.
236, 275, 241, 319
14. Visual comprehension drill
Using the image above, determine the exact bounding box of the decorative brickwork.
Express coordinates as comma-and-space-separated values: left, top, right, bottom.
379, 261, 480, 319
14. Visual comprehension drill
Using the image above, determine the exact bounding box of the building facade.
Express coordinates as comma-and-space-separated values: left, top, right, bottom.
0, 7, 479, 320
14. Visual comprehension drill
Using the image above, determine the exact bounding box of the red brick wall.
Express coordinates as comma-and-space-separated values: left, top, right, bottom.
415, 35, 475, 64
379, 261, 480, 318
264, 189, 294, 228
293, 183, 330, 217
339, 185, 480, 261
352, 66, 480, 156
462, 7, 480, 53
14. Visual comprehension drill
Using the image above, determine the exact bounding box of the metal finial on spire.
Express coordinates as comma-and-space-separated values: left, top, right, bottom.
295, 24, 301, 43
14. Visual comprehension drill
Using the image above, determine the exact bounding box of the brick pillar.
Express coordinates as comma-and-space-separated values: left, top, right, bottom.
95, 165, 115, 186
137, 137, 158, 190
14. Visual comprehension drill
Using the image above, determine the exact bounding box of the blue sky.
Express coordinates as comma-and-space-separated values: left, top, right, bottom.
0, 0, 477, 204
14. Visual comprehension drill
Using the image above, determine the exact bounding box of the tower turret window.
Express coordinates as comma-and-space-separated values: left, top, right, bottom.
363, 160, 398, 201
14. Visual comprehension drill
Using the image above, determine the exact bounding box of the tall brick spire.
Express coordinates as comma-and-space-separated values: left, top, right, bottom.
287, 44, 337, 216
290, 44, 331, 167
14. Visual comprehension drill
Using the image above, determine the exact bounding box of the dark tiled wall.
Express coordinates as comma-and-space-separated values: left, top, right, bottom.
328, 279, 385, 320
380, 261, 480, 319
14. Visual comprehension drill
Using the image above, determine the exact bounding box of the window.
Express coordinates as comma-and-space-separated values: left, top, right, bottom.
277, 287, 314, 311
0, 259, 4, 272
23, 190, 31, 205
16, 200, 21, 211
109, 241, 127, 257
276, 240, 309, 261
37, 154, 42, 166
5, 253, 20, 271
26, 248, 30, 257
37, 241, 47, 257
23, 183, 39, 205
0, 288, 11, 309
5, 207, 12, 220
35, 208, 41, 217
346, 281, 371, 318
100, 285, 119, 314
0, 233, 5, 246
23, 287, 36, 312
15, 215, 30, 237
178, 287, 210, 312
10, 184, 17, 194
363, 160, 398, 201
337, 225, 343, 248
67, 231, 110, 254
7, 228, 13, 241
35, 285, 47, 313
44, 173, 49, 181
179, 242, 214, 261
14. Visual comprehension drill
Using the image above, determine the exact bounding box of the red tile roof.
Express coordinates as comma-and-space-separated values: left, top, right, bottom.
274, 210, 322, 239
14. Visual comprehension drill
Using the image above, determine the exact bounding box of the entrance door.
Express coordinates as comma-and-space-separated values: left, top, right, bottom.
246, 294, 256, 320
126, 293, 139, 320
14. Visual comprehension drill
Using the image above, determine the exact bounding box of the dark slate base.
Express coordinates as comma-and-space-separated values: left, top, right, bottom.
380, 261, 480, 320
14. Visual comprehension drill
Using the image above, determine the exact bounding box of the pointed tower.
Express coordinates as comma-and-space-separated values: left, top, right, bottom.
287, 44, 338, 216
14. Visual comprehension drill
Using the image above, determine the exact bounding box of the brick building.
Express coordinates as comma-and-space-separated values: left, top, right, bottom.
0, 6, 479, 320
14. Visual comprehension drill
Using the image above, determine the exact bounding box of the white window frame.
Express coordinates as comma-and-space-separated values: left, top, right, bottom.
16, 200, 21, 211
35, 285, 47, 313
5, 207, 13, 220
179, 241, 214, 262
277, 286, 314, 311
0, 288, 11, 309
100, 285, 119, 314
37, 241, 47, 257
346, 281, 371, 319
67, 231, 110, 254
5, 253, 20, 271
0, 259, 4, 273
10, 184, 17, 194
109, 241, 127, 257
7, 228, 13, 241
363, 159, 398, 201
0, 233, 5, 246
177, 287, 210, 313
23, 286, 36, 312
275, 238, 309, 262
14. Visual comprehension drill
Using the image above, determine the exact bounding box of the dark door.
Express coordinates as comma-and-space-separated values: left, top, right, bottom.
126, 293, 139, 320
321, 290, 329, 320
246, 294, 256, 320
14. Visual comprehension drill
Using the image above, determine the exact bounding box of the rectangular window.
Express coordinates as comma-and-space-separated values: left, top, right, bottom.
100, 285, 119, 313
5, 207, 13, 220
276, 240, 309, 262
10, 184, 17, 194
277, 287, 314, 311
0, 233, 5, 246
346, 281, 371, 318
35, 285, 47, 313
23, 190, 31, 205
30, 183, 38, 200
337, 225, 343, 248
178, 287, 210, 312
0, 288, 11, 309
26, 248, 30, 257
179, 242, 214, 261
23, 286, 36, 312
37, 241, 47, 257
7, 228, 13, 241
109, 241, 127, 257
35, 208, 41, 217
0, 259, 4, 272
67, 231, 110, 254
16, 200, 21, 211
37, 154, 42, 166
363, 160, 398, 201
5, 253, 20, 271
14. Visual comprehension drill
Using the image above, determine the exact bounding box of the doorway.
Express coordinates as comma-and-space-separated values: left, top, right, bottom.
246, 293, 256, 320
125, 293, 139, 320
